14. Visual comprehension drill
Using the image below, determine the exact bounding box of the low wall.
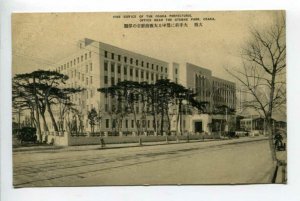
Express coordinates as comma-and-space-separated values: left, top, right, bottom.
42, 131, 220, 146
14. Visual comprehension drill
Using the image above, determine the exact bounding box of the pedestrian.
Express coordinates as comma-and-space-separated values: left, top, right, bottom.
100, 137, 106, 148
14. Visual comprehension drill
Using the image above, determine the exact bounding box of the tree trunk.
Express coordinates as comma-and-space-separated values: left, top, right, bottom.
40, 112, 49, 132
46, 99, 59, 131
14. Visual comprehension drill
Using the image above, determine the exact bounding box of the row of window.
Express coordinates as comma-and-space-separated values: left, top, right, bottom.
104, 119, 163, 129
103, 74, 167, 85
104, 52, 168, 73
57, 52, 92, 72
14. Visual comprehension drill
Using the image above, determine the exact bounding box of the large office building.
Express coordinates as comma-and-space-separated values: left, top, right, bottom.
54, 38, 236, 135
55, 38, 169, 133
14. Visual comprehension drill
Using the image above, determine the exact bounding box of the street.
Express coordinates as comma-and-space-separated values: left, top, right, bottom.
13, 137, 275, 187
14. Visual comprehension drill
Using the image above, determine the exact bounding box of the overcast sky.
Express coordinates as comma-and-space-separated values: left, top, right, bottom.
12, 11, 280, 79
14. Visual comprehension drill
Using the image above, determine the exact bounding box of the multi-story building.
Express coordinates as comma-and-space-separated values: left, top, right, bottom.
53, 38, 236, 135
169, 62, 236, 134
56, 38, 168, 134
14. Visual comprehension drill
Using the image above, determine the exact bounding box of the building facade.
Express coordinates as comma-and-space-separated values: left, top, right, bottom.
55, 38, 169, 134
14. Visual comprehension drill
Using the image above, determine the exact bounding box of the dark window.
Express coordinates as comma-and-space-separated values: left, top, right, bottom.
161, 66, 163, 72
111, 63, 115, 72
136, 59, 138, 66
85, 53, 87, 60
165, 68, 168, 73
118, 55, 121, 61
146, 72, 149, 79
111, 53, 114, 60
111, 77, 115, 85
117, 65, 121, 74
147, 62, 149, 68
124, 66, 127, 75
141, 61, 144, 67
104, 51, 108, 58
125, 119, 128, 128
141, 71, 144, 79
124, 56, 127, 63
175, 68, 178, 74
131, 120, 134, 128
106, 119, 109, 128
151, 73, 154, 81
130, 58, 133, 64
151, 64, 154, 69
156, 65, 158, 71
104, 62, 108, 71
104, 76, 108, 84
81, 55, 83, 62
136, 69, 139, 77
89, 51, 91, 58
130, 68, 133, 76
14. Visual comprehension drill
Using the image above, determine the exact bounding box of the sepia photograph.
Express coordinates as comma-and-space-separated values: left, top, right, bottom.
11, 10, 286, 187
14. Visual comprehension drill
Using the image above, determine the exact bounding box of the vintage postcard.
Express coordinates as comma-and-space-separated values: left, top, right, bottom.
12, 11, 286, 187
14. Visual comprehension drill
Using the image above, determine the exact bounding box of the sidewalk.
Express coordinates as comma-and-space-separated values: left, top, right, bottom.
13, 136, 268, 153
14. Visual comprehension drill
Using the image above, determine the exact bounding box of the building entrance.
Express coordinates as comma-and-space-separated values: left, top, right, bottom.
194, 121, 203, 133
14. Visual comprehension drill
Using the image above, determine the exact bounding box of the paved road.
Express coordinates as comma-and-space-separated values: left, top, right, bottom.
13, 137, 274, 187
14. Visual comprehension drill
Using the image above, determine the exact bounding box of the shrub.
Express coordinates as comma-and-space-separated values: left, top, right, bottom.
16, 127, 37, 143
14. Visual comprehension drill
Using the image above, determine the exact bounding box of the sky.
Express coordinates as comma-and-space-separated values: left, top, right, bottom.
11, 10, 286, 120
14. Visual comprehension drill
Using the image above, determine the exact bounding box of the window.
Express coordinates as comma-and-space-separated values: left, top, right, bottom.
136, 69, 139, 77
117, 65, 121, 74
111, 53, 114, 60
125, 119, 128, 128
124, 66, 127, 75
86, 77, 88, 85
161, 66, 163, 72
111, 77, 115, 85
91, 89, 93, 98
104, 76, 108, 84
141, 61, 144, 67
146, 72, 149, 79
77, 57, 79, 63
90, 76, 92, 84
81, 55, 83, 62
148, 120, 150, 128
90, 63, 92, 71
104, 61, 108, 71
124, 56, 127, 63
130, 58, 133, 64
85, 53, 87, 60
165, 68, 168, 73
136, 59, 138, 66
111, 63, 115, 72
67, 63, 69, 68
151, 64, 154, 69
147, 62, 149, 68
118, 55, 121, 61
74, 59, 76, 65
156, 65, 158, 71
89, 51, 91, 58
106, 119, 109, 128
70, 61, 73, 67
175, 68, 178, 74
130, 68, 133, 76
141, 71, 144, 79
104, 51, 108, 58
64, 64, 66, 70
131, 120, 134, 128
112, 119, 116, 128
151, 73, 154, 81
